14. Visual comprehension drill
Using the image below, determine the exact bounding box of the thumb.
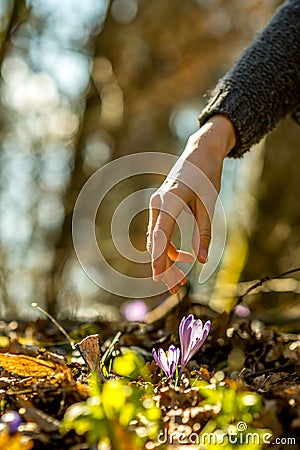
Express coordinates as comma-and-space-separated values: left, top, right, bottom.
168, 242, 194, 263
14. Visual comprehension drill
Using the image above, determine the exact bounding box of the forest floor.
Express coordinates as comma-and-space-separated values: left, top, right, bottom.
0, 291, 299, 450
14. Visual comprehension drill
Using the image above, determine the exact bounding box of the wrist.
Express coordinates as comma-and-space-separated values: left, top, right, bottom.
183, 114, 237, 165
205, 114, 236, 159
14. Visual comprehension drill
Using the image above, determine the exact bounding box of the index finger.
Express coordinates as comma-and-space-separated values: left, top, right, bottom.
151, 193, 183, 280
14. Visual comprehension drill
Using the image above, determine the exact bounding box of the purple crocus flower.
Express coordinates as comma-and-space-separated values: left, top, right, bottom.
152, 344, 180, 379
234, 303, 250, 318
1, 410, 22, 434
121, 299, 148, 322
179, 314, 210, 367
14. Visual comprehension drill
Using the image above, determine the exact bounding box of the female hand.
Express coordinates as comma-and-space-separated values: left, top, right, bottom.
146, 114, 236, 293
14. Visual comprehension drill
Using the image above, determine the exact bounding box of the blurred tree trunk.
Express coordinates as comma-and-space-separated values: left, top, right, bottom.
0, 0, 30, 317
45, 79, 106, 316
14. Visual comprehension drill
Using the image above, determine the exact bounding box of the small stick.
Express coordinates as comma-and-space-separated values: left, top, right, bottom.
237, 267, 300, 305
31, 303, 75, 349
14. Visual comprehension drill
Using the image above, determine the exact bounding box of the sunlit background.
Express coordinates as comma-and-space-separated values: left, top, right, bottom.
1, 0, 299, 324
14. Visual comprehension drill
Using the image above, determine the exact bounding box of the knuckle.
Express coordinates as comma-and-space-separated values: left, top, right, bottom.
200, 228, 211, 243
149, 192, 161, 208
160, 190, 174, 203
160, 191, 183, 213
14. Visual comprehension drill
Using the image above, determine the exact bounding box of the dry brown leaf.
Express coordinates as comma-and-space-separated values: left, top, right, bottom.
0, 353, 56, 378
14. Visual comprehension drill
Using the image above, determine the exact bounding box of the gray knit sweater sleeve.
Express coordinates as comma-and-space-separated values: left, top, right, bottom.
198, 0, 300, 158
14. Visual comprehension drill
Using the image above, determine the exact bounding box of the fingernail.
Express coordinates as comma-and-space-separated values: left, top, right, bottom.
200, 248, 208, 263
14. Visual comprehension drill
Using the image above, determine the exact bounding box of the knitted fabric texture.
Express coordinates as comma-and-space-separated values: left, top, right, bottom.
198, 0, 300, 158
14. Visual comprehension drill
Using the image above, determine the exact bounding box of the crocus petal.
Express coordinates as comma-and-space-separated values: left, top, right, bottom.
167, 345, 178, 361
168, 345, 180, 367
198, 320, 210, 347
197, 320, 210, 347
187, 320, 210, 361
203, 320, 211, 336
182, 316, 199, 366
179, 314, 194, 339
152, 348, 160, 366
179, 315, 193, 366
167, 345, 180, 377
157, 348, 170, 376
190, 319, 203, 348
186, 319, 203, 358
152, 348, 168, 376
179, 315, 211, 367
187, 339, 203, 361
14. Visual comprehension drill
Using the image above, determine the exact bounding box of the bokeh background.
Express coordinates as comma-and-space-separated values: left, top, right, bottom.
1, 0, 299, 324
